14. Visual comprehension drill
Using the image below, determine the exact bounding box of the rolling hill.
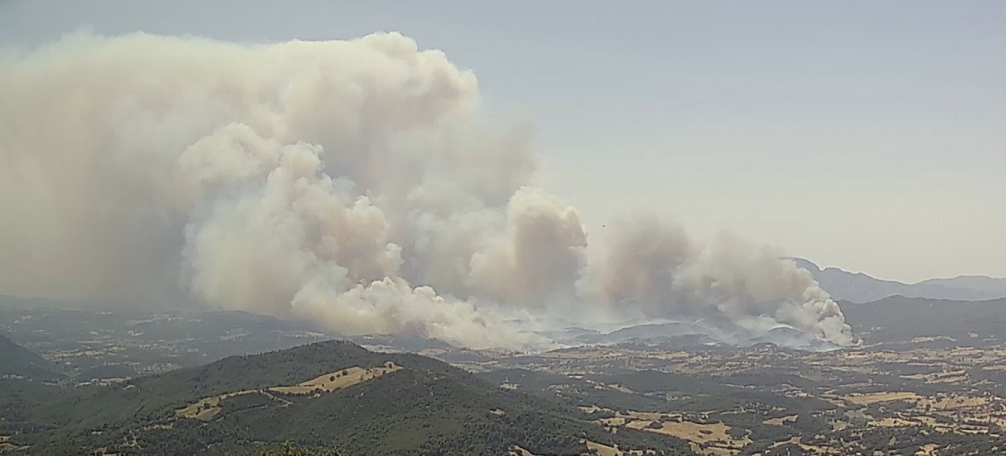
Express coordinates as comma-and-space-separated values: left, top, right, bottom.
0, 332, 58, 380
0, 340, 691, 456
841, 296, 1006, 344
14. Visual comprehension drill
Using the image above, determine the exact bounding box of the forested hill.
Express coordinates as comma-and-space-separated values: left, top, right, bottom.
0, 340, 692, 456
0, 332, 58, 380
841, 296, 1006, 344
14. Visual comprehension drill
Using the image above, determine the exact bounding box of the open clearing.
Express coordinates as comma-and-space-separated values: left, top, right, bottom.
869, 417, 919, 428
626, 418, 751, 454
583, 440, 653, 456
592, 410, 749, 454
509, 446, 541, 456
586, 441, 623, 456
270, 362, 402, 395
769, 437, 844, 455
903, 369, 969, 384
845, 391, 922, 405
176, 390, 264, 420
762, 414, 798, 426
915, 394, 990, 411
177, 362, 402, 419
0, 443, 30, 453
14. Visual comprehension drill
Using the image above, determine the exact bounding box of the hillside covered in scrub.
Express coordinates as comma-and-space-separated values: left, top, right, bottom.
0, 339, 690, 456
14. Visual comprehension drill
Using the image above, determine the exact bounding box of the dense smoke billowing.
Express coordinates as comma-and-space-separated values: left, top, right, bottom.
0, 32, 852, 349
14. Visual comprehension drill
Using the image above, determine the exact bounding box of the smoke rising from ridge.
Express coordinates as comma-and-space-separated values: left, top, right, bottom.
0, 32, 852, 349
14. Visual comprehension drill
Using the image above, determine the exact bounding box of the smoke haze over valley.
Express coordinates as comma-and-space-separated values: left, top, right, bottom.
4, 5, 1006, 456
0, 32, 853, 350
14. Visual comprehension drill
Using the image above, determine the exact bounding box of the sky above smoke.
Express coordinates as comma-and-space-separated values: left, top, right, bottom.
0, 32, 852, 349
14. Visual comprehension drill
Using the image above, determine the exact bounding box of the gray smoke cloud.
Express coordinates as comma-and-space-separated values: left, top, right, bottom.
590, 216, 851, 345
0, 31, 852, 349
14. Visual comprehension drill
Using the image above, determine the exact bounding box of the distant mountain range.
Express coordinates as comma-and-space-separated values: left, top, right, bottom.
791, 258, 1006, 303
840, 295, 1006, 344
552, 320, 842, 352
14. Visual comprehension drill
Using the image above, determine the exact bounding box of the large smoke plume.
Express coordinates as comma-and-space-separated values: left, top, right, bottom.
0, 32, 852, 349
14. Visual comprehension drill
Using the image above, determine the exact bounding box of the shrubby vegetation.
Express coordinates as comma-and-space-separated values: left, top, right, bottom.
0, 340, 694, 456
226, 442, 342, 456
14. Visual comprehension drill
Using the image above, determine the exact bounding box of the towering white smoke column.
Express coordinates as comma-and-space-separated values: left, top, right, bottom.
0, 32, 852, 348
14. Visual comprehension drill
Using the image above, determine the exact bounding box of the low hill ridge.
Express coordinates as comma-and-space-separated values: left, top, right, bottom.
2, 340, 690, 456
0, 332, 58, 380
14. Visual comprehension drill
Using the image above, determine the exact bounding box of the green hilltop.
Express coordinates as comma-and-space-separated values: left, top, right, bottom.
0, 340, 691, 456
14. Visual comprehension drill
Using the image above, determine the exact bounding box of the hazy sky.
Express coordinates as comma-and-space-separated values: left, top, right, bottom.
2, 0, 1004, 283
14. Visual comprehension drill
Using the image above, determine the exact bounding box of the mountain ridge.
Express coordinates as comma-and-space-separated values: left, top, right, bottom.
0, 332, 59, 380
916, 275, 1006, 295
790, 258, 1006, 303
2, 339, 690, 456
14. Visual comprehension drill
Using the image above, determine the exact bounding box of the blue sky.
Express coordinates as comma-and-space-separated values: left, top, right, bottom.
2, 0, 1004, 282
